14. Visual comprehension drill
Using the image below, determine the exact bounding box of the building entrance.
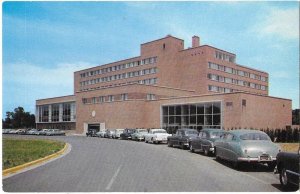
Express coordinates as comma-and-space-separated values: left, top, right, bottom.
88, 124, 100, 133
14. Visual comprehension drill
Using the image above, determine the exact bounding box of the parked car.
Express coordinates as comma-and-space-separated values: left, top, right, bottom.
105, 130, 115, 138
45, 129, 65, 136
86, 129, 98, 137
131, 129, 148, 141
189, 128, 225, 155
275, 147, 300, 190
112, 129, 125, 139
144, 129, 171, 144
214, 129, 280, 169
2, 129, 11, 134
167, 128, 198, 149
38, 129, 50, 136
16, 129, 27, 135
96, 130, 106, 138
8, 129, 18, 134
120, 129, 135, 140
27, 129, 40, 135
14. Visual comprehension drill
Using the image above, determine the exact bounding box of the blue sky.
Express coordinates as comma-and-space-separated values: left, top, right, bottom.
2, 1, 299, 118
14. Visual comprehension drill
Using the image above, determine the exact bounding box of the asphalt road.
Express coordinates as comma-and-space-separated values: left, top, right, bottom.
3, 134, 285, 192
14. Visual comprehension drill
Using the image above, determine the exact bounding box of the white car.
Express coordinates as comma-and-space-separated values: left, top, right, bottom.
96, 131, 106, 138
144, 129, 171, 144
112, 129, 125, 139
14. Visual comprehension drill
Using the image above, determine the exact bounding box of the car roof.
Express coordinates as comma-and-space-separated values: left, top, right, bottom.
227, 129, 266, 135
179, 128, 197, 131
150, 128, 165, 131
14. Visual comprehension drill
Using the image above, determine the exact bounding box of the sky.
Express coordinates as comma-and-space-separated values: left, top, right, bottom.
2, 1, 299, 118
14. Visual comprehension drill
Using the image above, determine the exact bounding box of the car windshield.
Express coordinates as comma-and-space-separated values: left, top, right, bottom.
210, 132, 224, 139
185, 131, 198, 136
240, 133, 270, 141
153, 130, 167, 134
138, 130, 148, 133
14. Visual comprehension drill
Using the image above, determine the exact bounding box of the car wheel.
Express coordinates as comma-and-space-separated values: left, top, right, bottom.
279, 168, 291, 189
215, 148, 221, 161
190, 144, 194, 153
232, 161, 240, 169
204, 147, 209, 156
180, 143, 185, 149
167, 141, 173, 147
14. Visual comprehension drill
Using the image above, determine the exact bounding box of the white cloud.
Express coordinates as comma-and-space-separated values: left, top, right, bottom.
254, 7, 299, 40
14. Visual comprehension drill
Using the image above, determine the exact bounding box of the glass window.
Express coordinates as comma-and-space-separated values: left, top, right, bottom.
51, 104, 59, 122
169, 106, 175, 115
182, 105, 189, 115
190, 105, 196, 115
163, 106, 168, 115
62, 103, 71, 121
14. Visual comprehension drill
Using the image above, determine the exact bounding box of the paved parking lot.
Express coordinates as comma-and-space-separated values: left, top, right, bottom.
3, 134, 284, 192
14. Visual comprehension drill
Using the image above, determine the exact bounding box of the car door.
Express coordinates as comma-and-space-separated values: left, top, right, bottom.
200, 132, 209, 151
193, 132, 202, 150
226, 134, 239, 161
216, 133, 228, 158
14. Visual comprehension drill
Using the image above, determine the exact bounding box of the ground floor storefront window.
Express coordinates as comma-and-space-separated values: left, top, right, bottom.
162, 101, 222, 133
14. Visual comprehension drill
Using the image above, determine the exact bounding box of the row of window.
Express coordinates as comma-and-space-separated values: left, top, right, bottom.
79, 78, 158, 92
207, 73, 268, 91
80, 57, 157, 78
38, 103, 75, 122
208, 85, 244, 93
208, 62, 268, 82
215, 51, 235, 63
80, 67, 157, 86
82, 93, 156, 104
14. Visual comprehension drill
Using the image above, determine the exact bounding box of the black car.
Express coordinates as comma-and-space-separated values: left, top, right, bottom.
167, 128, 198, 149
275, 147, 300, 191
120, 129, 135, 140
86, 129, 98, 137
189, 128, 225, 156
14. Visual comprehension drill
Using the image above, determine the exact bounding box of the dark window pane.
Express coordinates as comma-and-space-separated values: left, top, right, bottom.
190, 105, 196, 115
182, 116, 189, 125
175, 116, 181, 125
190, 115, 196, 124
163, 116, 168, 125
182, 105, 189, 115
213, 114, 221, 125
169, 106, 175, 115
205, 104, 213, 114
197, 115, 204, 125
205, 114, 212, 125
169, 116, 175, 124
197, 104, 204, 114
175, 106, 181, 115
213, 102, 221, 114
162, 106, 168, 116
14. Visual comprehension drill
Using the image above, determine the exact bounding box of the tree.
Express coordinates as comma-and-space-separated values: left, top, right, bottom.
2, 107, 35, 129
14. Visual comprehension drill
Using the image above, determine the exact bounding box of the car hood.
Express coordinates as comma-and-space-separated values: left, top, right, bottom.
240, 140, 280, 157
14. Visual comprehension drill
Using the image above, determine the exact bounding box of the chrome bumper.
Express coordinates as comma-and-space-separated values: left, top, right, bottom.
237, 156, 276, 162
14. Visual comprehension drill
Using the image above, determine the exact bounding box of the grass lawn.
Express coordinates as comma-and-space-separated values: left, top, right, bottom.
277, 143, 300, 153
3, 138, 65, 170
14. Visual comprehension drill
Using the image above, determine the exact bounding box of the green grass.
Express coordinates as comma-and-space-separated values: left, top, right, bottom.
3, 138, 65, 170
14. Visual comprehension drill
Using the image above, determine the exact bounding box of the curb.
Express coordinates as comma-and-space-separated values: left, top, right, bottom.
3, 143, 69, 177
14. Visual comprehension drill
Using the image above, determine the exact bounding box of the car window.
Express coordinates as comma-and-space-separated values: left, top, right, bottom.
202, 132, 207, 138
210, 132, 224, 139
240, 133, 270, 141
226, 134, 233, 140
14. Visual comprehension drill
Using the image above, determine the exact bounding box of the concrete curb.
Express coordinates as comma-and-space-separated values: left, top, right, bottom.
3, 142, 69, 177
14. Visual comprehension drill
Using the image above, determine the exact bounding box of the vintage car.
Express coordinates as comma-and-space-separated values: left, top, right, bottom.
37, 129, 50, 136
120, 129, 135, 140
112, 129, 125, 139
86, 129, 98, 137
131, 129, 148, 141
45, 129, 65, 136
167, 128, 198, 149
275, 148, 300, 190
189, 128, 225, 155
214, 129, 280, 169
105, 130, 115, 138
96, 130, 106, 138
27, 129, 40, 135
2, 129, 11, 134
16, 129, 27, 135
144, 129, 171, 144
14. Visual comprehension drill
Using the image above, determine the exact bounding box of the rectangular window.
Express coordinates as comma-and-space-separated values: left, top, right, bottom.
51, 104, 59, 122
63, 103, 71, 121
147, 94, 156, 100
121, 93, 128, 101
108, 95, 114, 102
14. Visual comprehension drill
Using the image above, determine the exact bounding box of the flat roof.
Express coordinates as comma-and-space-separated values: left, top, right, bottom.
141, 35, 184, 46
36, 95, 75, 101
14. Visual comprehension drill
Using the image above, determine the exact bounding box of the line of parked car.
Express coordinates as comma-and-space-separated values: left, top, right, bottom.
2, 128, 66, 136
86, 127, 299, 191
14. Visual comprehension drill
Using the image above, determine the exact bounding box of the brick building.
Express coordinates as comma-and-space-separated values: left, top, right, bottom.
36, 35, 292, 134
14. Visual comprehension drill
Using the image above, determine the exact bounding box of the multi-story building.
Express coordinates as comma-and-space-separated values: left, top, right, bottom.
36, 35, 291, 133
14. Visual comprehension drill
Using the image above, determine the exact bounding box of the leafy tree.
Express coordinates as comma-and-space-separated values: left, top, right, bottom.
2, 107, 35, 129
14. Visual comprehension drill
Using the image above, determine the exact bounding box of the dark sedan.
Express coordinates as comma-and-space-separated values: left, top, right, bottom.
275, 148, 300, 190
189, 128, 225, 156
167, 128, 198, 149
120, 129, 135, 140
